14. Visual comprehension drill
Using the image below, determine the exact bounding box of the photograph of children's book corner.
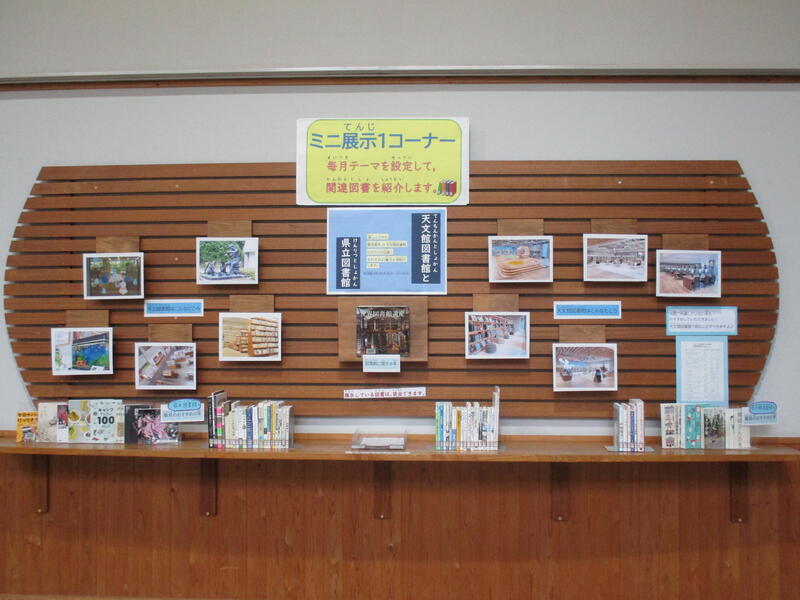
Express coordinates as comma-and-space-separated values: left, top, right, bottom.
465, 312, 529, 359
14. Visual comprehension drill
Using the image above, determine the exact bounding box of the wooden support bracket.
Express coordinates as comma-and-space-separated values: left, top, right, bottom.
229, 294, 275, 313
148, 324, 193, 342
65, 309, 110, 328
558, 324, 606, 343
200, 459, 218, 517
661, 234, 710, 250
550, 463, 570, 522
96, 236, 140, 253
372, 462, 393, 520
591, 219, 638, 234
473, 293, 520, 312
208, 220, 253, 237
32, 455, 49, 514
497, 219, 545, 236
729, 462, 749, 524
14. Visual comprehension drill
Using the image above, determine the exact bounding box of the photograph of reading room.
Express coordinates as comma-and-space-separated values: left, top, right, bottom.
553, 343, 618, 391
488, 236, 553, 282
656, 250, 721, 298
583, 234, 647, 282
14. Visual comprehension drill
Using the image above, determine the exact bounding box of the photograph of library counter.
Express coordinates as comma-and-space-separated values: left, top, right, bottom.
135, 343, 197, 390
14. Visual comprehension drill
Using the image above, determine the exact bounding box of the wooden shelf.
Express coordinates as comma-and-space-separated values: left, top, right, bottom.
1, 437, 798, 463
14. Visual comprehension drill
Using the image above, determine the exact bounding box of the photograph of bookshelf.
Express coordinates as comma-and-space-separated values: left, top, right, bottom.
355, 305, 410, 357
465, 312, 530, 359
219, 313, 282, 361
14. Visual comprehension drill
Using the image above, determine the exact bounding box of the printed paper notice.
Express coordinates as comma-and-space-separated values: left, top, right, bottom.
327, 207, 447, 294
343, 387, 426, 399
676, 336, 728, 406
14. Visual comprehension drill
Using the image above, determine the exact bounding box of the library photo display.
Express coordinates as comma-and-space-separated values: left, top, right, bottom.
196, 237, 259, 285
465, 312, 530, 359
51, 327, 114, 375
488, 236, 553, 282
83, 252, 144, 299
656, 249, 722, 298
219, 312, 282, 361
135, 343, 197, 390
583, 234, 648, 282
356, 305, 410, 357
552, 343, 618, 391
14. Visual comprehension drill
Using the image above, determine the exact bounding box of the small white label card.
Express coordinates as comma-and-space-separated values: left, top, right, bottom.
160, 398, 205, 422
363, 354, 401, 373
744, 400, 778, 426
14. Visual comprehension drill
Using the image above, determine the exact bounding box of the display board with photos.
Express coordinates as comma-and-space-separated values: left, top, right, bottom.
5, 160, 777, 419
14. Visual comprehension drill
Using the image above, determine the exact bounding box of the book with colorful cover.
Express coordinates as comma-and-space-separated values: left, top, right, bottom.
132, 407, 180, 444
36, 402, 69, 443
16, 411, 38, 443
702, 407, 726, 449
682, 404, 704, 449
67, 399, 92, 443
88, 399, 124, 443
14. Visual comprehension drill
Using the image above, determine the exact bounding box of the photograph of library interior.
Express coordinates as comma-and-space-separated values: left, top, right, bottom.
1, 3, 799, 599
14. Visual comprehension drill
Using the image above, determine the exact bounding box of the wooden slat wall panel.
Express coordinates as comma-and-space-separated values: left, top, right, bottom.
4, 161, 778, 418
0, 454, 798, 599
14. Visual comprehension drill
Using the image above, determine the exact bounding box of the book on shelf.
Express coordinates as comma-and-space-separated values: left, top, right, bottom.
611, 399, 646, 452
659, 403, 751, 449
434, 386, 500, 451
36, 402, 68, 443
16, 411, 38, 443
123, 404, 154, 444
88, 399, 124, 443
132, 407, 181, 444
206, 390, 293, 449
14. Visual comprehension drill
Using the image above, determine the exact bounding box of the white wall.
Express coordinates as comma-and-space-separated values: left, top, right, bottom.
1, 83, 799, 435
1, 0, 800, 80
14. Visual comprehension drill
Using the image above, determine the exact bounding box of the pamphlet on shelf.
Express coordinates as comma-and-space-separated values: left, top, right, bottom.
350, 430, 407, 451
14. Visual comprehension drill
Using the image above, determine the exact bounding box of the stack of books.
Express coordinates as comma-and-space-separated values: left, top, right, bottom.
207, 390, 293, 449
612, 398, 646, 452
434, 386, 500, 451
660, 404, 750, 449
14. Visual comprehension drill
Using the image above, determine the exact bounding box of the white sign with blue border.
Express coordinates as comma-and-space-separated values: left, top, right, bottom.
666, 306, 737, 336
363, 354, 401, 373
144, 299, 204, 318
553, 301, 622, 320
160, 398, 205, 422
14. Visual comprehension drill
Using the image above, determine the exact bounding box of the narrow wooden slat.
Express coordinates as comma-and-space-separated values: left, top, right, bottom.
38, 162, 296, 180
469, 160, 743, 176
468, 175, 749, 191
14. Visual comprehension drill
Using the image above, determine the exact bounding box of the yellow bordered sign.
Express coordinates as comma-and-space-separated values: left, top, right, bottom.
297, 118, 469, 205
